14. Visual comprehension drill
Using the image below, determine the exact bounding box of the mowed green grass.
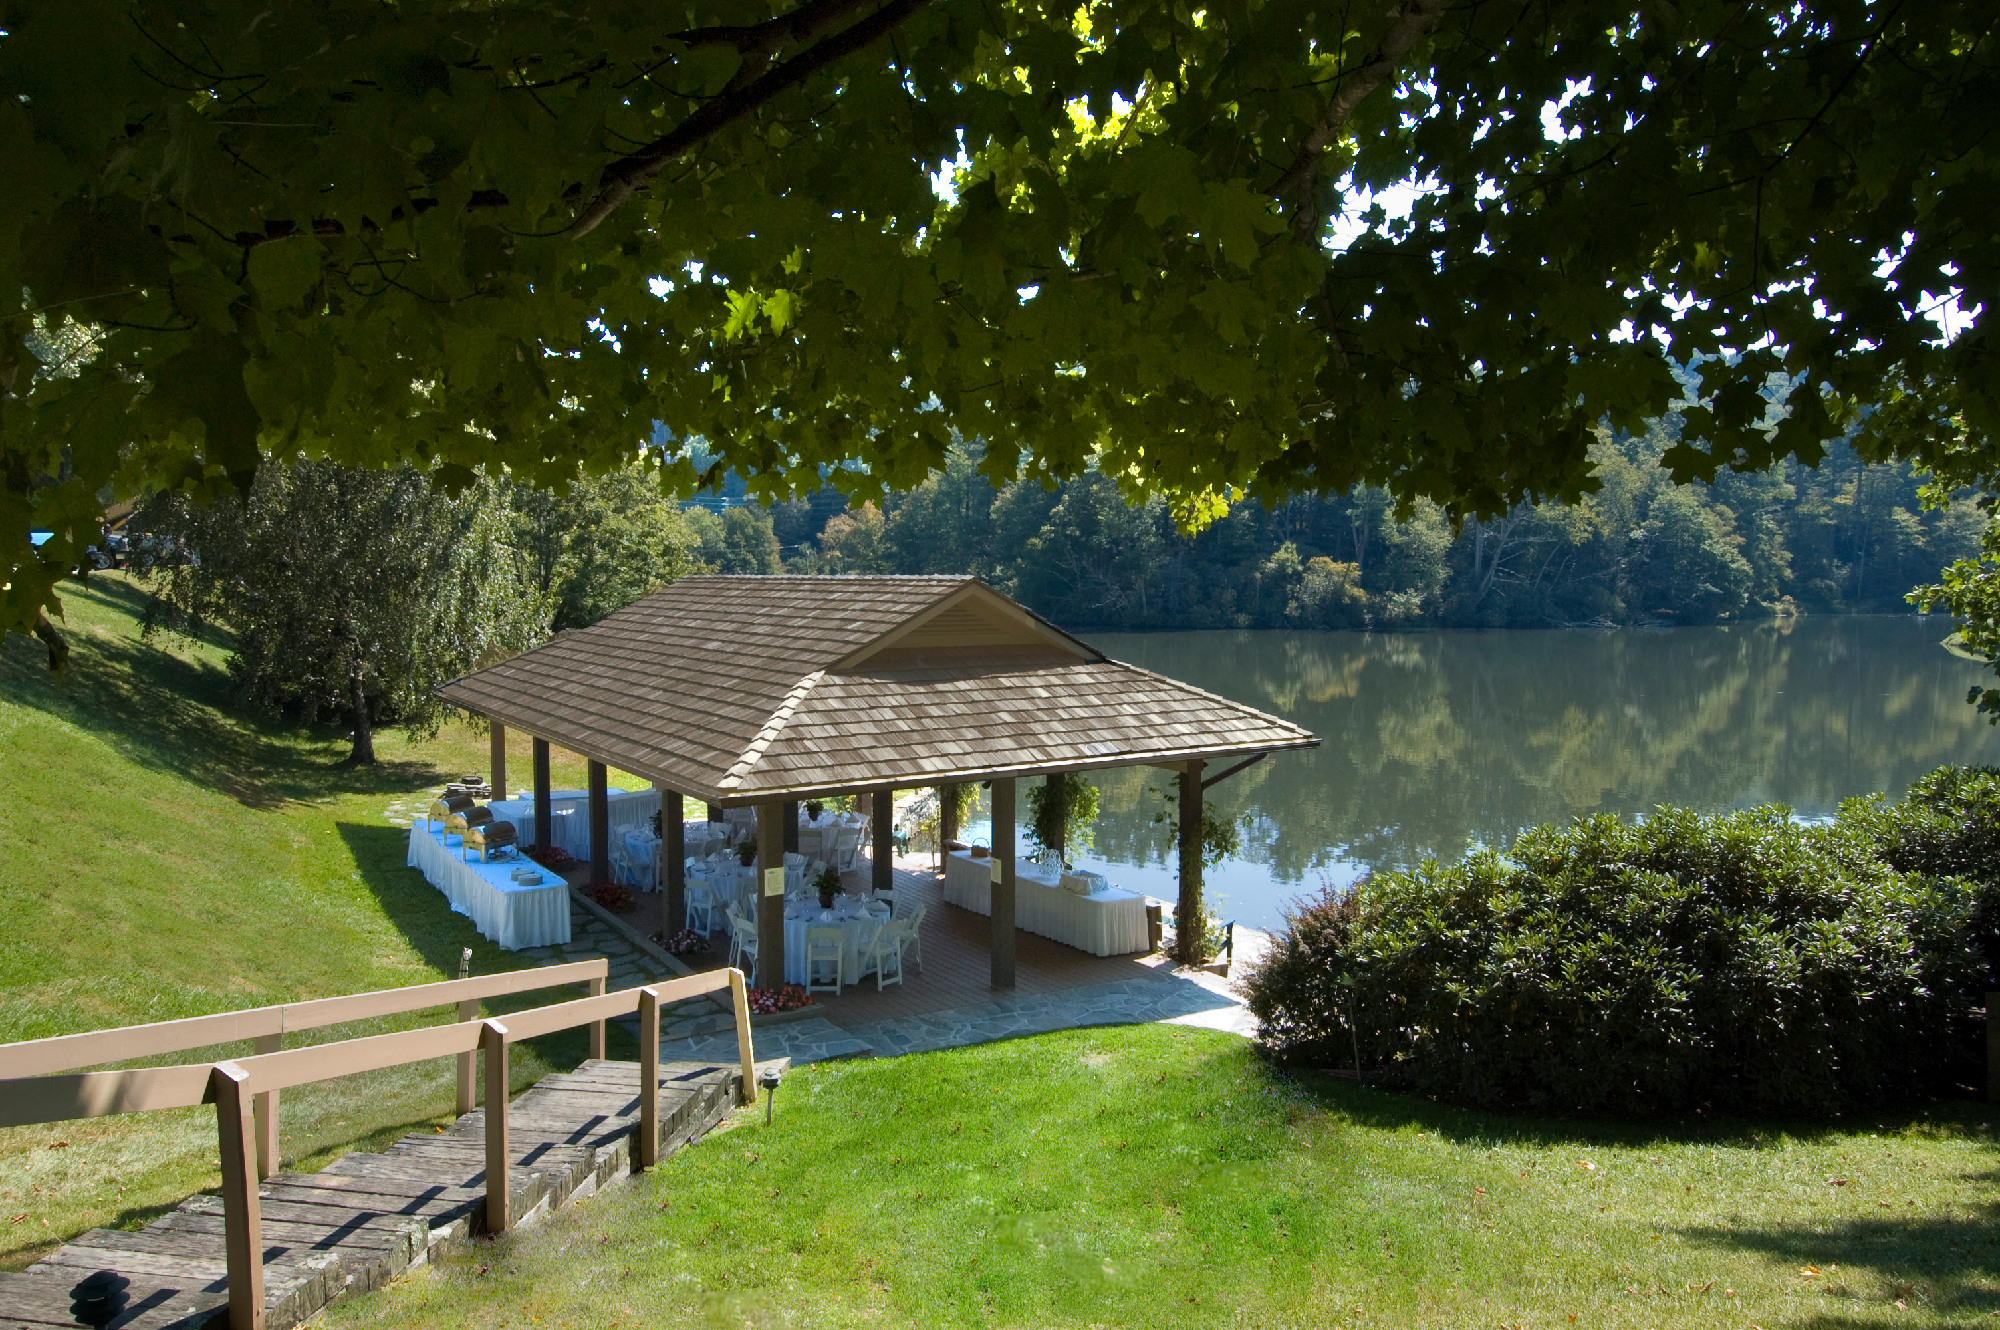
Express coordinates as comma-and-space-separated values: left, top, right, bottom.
0, 574, 658, 1268
326, 1024, 2000, 1330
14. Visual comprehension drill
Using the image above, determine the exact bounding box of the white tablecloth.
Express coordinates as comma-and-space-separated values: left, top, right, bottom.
407, 820, 571, 950
782, 898, 892, 986
942, 851, 1150, 956
488, 788, 660, 858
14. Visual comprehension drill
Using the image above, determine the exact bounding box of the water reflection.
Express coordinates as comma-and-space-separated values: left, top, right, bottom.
967, 617, 2000, 932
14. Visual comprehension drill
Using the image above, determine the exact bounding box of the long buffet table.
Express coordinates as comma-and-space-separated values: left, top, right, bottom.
942, 851, 1151, 956
487, 787, 660, 859
408, 819, 571, 951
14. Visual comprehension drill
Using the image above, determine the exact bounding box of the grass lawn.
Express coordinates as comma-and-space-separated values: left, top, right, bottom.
0, 573, 664, 1269
326, 1023, 2000, 1330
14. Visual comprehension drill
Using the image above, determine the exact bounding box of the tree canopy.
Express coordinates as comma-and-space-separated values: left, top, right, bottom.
4, 0, 1994, 639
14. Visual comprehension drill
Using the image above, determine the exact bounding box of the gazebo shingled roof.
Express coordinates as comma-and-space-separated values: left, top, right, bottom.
439, 575, 1317, 804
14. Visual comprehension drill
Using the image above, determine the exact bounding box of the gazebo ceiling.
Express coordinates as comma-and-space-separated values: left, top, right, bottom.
439, 576, 1318, 805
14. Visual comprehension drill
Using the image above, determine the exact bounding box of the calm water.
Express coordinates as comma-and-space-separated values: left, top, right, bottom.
961, 616, 2000, 933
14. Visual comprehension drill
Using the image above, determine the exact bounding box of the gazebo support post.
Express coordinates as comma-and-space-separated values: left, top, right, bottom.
782, 800, 799, 856
991, 777, 1017, 988
756, 801, 786, 990
489, 722, 508, 800
588, 760, 610, 885
664, 790, 685, 924
1176, 760, 1205, 963
871, 787, 894, 897
938, 784, 959, 850
532, 739, 552, 850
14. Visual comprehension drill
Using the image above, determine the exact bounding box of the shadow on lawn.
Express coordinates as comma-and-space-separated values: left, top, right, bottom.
1677, 1187, 2000, 1321
2, 577, 443, 810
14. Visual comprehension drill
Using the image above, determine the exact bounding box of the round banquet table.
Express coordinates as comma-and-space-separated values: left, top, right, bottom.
781, 897, 892, 986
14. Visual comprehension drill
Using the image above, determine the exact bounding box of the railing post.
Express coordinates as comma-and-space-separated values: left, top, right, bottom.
481, 1020, 511, 1234
455, 998, 479, 1115
638, 988, 661, 1169
588, 973, 606, 1061
729, 968, 757, 1106
250, 1033, 281, 1180
212, 1063, 265, 1330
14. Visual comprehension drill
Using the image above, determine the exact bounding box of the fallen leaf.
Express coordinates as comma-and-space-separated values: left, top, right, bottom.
1577, 1160, 1597, 1171
1800, 1266, 1820, 1277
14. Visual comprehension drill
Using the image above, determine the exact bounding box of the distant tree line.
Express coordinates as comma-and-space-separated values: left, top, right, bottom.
709, 428, 1984, 632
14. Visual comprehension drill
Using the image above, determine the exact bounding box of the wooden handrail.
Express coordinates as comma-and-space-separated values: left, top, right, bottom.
210, 967, 754, 1330
0, 1063, 216, 1129
0, 959, 610, 1077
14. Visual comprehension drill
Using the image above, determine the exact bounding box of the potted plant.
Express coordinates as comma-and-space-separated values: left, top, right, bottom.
737, 841, 757, 867
814, 863, 842, 910
804, 798, 825, 821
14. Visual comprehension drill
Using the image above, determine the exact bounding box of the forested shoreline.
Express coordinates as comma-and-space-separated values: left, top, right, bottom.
668, 426, 1980, 634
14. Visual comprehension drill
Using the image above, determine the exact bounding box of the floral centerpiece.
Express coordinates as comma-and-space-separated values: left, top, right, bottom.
813, 863, 842, 909
747, 984, 814, 1015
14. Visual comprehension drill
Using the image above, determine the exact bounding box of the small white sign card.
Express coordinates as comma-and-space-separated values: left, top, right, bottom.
988, 856, 1004, 884
762, 867, 786, 897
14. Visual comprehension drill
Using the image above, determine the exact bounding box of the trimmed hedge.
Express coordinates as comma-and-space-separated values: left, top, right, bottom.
1244, 770, 1998, 1117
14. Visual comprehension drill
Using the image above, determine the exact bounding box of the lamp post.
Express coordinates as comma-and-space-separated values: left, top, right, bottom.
760, 1067, 783, 1125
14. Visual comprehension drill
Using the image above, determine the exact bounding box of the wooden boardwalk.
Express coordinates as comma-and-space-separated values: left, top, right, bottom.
0, 1057, 772, 1330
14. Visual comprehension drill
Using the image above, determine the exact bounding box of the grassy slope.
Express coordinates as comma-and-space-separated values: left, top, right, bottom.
0, 574, 652, 1268
331, 1024, 2000, 1330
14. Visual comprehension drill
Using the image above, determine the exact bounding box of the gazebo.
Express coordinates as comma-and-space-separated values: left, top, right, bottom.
439, 575, 1318, 984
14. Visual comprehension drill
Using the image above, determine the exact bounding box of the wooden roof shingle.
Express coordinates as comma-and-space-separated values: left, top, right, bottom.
439, 576, 1316, 803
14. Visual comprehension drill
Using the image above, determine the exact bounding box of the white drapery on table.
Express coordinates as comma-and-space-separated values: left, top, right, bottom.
488, 787, 660, 858
781, 897, 891, 986
407, 820, 571, 950
942, 851, 1151, 956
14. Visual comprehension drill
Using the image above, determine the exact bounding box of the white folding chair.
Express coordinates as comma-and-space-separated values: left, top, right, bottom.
858, 920, 905, 991
903, 903, 927, 971
804, 927, 846, 993
685, 882, 715, 935
728, 908, 760, 986
832, 828, 861, 872
871, 888, 896, 917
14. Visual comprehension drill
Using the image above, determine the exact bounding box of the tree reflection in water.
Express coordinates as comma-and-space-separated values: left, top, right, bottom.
967, 616, 2000, 932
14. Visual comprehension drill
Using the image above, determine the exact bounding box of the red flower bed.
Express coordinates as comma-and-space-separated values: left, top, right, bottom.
746, 985, 814, 1015
588, 881, 636, 912
525, 843, 577, 870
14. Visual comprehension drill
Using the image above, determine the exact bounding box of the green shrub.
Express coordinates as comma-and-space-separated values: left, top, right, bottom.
1847, 765, 2000, 991
1245, 798, 1982, 1117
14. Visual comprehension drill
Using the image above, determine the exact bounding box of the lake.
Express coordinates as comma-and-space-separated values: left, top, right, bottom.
958, 616, 2000, 933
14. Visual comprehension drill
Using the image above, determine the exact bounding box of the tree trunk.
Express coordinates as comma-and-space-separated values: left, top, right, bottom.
347, 662, 377, 765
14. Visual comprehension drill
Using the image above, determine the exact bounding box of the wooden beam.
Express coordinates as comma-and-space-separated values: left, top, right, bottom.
871, 787, 894, 896
664, 790, 686, 929
454, 999, 478, 1116
1177, 761, 1205, 964
730, 969, 757, 1105
587, 973, 607, 1061
212, 1063, 265, 1330
1201, 751, 1267, 790
482, 1021, 511, 1234
637, 988, 660, 1169
991, 778, 1017, 988
489, 722, 509, 799
250, 1032, 281, 1180
756, 802, 786, 990
532, 738, 553, 850
782, 800, 799, 856
588, 760, 610, 885
938, 784, 959, 850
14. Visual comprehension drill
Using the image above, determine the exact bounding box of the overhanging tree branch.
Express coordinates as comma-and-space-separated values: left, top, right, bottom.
571, 0, 936, 237
1267, 0, 1448, 243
